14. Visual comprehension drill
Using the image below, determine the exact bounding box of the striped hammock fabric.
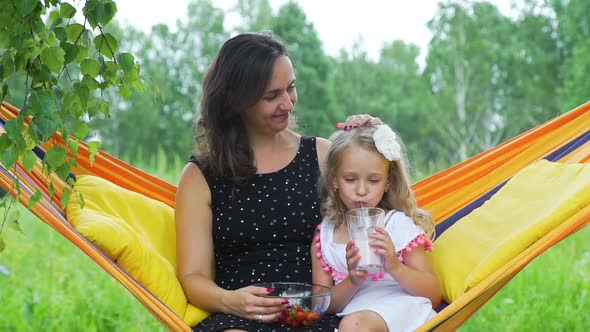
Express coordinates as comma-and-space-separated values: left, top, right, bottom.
1, 100, 589, 331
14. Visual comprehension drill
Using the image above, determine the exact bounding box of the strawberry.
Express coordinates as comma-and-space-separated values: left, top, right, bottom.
295, 311, 307, 322
306, 311, 320, 322
285, 316, 294, 326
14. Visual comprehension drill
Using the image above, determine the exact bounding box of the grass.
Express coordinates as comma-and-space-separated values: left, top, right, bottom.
0, 207, 166, 332
460, 227, 589, 331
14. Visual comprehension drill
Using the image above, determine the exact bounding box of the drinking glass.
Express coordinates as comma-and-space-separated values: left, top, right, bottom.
346, 207, 385, 273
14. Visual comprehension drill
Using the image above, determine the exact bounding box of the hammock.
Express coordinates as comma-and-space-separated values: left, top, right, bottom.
1, 100, 589, 331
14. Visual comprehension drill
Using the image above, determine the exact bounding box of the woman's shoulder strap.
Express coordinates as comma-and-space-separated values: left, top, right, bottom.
300, 136, 317, 153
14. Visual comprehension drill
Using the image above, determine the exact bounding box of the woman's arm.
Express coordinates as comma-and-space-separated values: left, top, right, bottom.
175, 163, 227, 312
175, 163, 287, 319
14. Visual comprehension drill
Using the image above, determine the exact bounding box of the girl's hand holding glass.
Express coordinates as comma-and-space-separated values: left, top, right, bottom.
370, 227, 402, 276
345, 240, 368, 286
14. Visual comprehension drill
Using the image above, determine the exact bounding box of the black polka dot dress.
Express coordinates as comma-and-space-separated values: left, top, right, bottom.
191, 136, 340, 332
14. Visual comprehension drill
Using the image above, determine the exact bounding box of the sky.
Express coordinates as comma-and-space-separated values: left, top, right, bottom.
114, 0, 518, 61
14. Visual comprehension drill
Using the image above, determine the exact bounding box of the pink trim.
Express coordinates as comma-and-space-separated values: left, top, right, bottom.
397, 234, 433, 262
315, 223, 434, 277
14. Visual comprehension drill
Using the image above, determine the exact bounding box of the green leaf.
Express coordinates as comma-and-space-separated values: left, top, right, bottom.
73, 82, 90, 106
48, 16, 63, 34
119, 84, 132, 99
63, 91, 85, 118
62, 43, 78, 64
80, 58, 100, 77
0, 28, 9, 49
40, 46, 65, 73
0, 236, 5, 253
22, 150, 37, 172
35, 19, 48, 39
87, 100, 100, 118
53, 26, 67, 43
98, 100, 110, 117
83, 0, 117, 29
16, 0, 38, 16
1, 83, 10, 101
88, 141, 101, 165
55, 162, 71, 180
49, 183, 55, 199
74, 121, 91, 138
52, 85, 64, 101
67, 138, 80, 157
116, 53, 135, 73
77, 192, 85, 209
61, 186, 71, 209
27, 90, 56, 117
30, 114, 60, 141
2, 52, 15, 79
0, 133, 9, 153
15, 177, 21, 195
44, 146, 68, 169
29, 63, 52, 84
1, 143, 18, 170
100, 60, 118, 82
65, 23, 85, 43
49, 10, 60, 22
93, 33, 118, 59
81, 75, 100, 90
60, 3, 77, 18
29, 190, 43, 208
8, 209, 24, 235
5, 116, 24, 141
22, 131, 36, 151
75, 45, 89, 63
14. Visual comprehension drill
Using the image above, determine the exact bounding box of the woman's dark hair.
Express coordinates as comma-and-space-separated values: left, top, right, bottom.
194, 32, 289, 183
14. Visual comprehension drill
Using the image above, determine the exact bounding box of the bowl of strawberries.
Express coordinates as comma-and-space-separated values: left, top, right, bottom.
255, 282, 331, 328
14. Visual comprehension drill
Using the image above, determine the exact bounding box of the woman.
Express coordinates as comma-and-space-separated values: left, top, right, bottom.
175, 32, 377, 332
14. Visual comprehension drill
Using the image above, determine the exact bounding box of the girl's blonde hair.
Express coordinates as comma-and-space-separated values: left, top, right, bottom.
318, 125, 435, 238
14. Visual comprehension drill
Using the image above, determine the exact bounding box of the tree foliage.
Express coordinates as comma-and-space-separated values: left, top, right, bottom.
0, 0, 144, 244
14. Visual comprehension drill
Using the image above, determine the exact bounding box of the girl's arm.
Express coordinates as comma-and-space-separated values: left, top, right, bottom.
390, 248, 442, 308
373, 227, 442, 307
311, 237, 366, 313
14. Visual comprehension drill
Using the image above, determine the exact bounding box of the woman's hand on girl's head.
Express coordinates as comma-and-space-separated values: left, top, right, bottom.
335, 114, 383, 131
223, 285, 289, 323
346, 240, 368, 286
370, 227, 401, 276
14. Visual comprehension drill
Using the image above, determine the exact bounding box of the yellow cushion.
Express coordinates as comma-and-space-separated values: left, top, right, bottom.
66, 175, 209, 326
428, 160, 590, 303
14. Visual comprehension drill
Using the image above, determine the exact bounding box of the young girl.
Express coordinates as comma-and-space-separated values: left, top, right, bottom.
312, 124, 442, 332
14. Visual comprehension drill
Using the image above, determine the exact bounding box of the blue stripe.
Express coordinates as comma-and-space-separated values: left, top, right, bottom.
544, 130, 590, 162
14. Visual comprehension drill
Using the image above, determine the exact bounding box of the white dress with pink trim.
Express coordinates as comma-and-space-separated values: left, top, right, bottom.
318, 210, 436, 332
